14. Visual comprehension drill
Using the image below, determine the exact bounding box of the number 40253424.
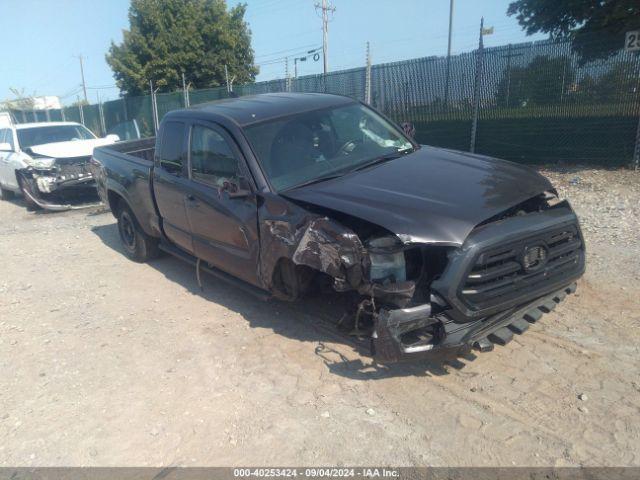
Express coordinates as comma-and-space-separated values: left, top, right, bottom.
626, 31, 640, 52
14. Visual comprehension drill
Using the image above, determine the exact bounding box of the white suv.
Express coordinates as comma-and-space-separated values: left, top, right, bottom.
0, 113, 118, 210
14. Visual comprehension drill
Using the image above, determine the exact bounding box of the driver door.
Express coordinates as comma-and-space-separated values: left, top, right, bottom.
182, 122, 261, 287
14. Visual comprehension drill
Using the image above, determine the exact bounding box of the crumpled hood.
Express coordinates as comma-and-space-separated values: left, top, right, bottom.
27, 138, 116, 159
282, 146, 553, 246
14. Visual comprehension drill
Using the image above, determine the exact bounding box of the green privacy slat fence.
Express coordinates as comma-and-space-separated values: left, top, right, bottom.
6, 38, 640, 166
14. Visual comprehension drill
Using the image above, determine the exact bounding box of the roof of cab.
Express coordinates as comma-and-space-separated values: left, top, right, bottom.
173, 92, 356, 127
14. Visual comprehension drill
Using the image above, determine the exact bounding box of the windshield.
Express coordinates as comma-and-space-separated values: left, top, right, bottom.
243, 103, 414, 190
17, 124, 96, 149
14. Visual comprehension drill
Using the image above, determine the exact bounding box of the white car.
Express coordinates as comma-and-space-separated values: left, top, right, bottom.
0, 114, 118, 210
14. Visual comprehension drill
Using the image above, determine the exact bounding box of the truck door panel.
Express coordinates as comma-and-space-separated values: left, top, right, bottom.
152, 121, 194, 253
184, 123, 260, 287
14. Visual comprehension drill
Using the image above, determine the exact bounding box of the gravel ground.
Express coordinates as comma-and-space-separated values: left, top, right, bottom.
0, 167, 639, 467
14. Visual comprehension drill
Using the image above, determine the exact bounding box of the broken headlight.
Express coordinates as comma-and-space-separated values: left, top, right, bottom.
24, 156, 56, 169
366, 236, 406, 283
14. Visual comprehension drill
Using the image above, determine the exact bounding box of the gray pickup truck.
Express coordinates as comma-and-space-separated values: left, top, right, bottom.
91, 93, 585, 363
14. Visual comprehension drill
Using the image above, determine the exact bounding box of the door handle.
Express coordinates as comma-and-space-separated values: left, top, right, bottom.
185, 194, 197, 202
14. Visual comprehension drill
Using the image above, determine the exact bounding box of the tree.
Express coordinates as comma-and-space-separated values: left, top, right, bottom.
4, 87, 37, 110
70, 99, 90, 107
106, 0, 258, 96
577, 62, 639, 102
495, 55, 575, 107
507, 0, 640, 63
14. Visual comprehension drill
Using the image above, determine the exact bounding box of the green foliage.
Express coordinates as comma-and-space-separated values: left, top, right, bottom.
576, 62, 639, 103
106, 0, 258, 96
507, 0, 640, 63
495, 55, 575, 107
70, 99, 90, 107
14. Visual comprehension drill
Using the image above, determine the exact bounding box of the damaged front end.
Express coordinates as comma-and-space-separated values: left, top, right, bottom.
18, 154, 101, 211
261, 192, 585, 363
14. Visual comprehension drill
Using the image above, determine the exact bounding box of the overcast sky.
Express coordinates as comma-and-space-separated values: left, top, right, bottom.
1, 0, 546, 104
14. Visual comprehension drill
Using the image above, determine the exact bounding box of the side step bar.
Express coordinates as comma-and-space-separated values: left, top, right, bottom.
159, 242, 271, 302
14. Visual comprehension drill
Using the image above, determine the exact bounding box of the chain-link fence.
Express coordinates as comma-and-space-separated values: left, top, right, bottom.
6, 38, 640, 167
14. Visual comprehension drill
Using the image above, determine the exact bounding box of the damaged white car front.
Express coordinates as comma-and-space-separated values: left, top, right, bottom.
0, 121, 118, 210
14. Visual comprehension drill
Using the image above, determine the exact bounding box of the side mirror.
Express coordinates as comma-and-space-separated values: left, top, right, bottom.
0, 142, 13, 152
105, 134, 120, 142
225, 176, 252, 199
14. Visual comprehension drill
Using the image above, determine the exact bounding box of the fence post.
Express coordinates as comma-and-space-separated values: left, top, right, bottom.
633, 114, 640, 170
285, 57, 292, 92
150, 80, 159, 134
98, 96, 106, 136
470, 17, 485, 153
365, 42, 372, 104
182, 72, 190, 107
78, 100, 85, 126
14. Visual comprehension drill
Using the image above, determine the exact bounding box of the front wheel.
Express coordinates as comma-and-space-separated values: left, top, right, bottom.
117, 203, 160, 262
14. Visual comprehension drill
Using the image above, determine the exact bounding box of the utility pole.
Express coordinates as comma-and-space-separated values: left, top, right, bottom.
444, 0, 454, 107
315, 0, 335, 75
76, 54, 89, 104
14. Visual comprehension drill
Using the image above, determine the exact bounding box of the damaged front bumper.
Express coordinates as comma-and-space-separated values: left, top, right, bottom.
372, 282, 578, 363
370, 205, 585, 362
18, 159, 101, 211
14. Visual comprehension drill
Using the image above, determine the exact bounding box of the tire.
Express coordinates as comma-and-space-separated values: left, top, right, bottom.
116, 202, 160, 262
0, 186, 15, 200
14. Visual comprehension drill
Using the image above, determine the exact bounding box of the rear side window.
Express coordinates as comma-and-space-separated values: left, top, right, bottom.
158, 121, 185, 175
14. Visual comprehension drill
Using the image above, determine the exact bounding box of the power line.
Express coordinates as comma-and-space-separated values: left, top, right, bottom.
255, 43, 320, 61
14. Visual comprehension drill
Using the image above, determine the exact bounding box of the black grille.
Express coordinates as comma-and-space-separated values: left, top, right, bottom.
56, 156, 92, 179
460, 224, 583, 310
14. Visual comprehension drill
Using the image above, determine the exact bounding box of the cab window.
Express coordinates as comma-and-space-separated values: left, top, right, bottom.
158, 121, 185, 175
189, 125, 239, 188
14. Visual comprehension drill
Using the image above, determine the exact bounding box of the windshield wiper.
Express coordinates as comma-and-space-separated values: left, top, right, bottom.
286, 173, 345, 190
351, 148, 414, 173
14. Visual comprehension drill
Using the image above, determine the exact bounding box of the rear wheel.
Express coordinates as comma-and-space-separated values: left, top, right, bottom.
0, 186, 15, 200
117, 202, 159, 262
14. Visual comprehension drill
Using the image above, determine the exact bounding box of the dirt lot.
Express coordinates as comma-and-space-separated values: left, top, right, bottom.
0, 167, 639, 467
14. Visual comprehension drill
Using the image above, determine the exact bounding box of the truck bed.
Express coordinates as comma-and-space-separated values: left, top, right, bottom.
100, 137, 156, 163
92, 137, 161, 238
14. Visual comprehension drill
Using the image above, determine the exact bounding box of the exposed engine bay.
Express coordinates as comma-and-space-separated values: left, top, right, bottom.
18, 154, 101, 211
261, 191, 584, 363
